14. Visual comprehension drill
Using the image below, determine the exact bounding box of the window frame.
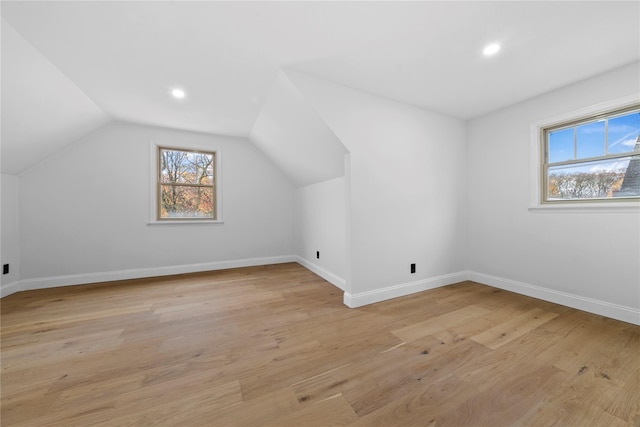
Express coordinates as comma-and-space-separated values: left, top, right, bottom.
542, 104, 640, 204
148, 141, 223, 225
529, 94, 640, 213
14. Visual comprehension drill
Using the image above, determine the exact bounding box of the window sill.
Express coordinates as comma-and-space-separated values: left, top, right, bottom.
147, 220, 224, 226
529, 202, 640, 213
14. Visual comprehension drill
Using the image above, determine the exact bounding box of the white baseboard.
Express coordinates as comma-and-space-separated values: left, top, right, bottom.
5, 261, 637, 326
295, 256, 346, 291
0, 281, 22, 298
468, 271, 640, 326
6, 255, 297, 297
343, 271, 470, 308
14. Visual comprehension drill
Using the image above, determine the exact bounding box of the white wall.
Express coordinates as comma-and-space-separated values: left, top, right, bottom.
294, 175, 347, 291
1, 174, 20, 296
467, 62, 640, 322
17, 121, 295, 289
286, 71, 468, 304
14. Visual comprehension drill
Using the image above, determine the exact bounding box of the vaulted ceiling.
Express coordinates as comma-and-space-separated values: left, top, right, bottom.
2, 1, 639, 175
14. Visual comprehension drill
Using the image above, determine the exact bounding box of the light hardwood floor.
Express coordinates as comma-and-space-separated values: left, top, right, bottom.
1, 263, 638, 426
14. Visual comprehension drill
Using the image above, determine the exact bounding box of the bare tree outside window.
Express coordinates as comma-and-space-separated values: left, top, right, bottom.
158, 147, 215, 219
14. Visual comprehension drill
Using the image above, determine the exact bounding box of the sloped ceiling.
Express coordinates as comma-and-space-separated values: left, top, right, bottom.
1, 1, 639, 176
1, 20, 111, 175
250, 71, 347, 187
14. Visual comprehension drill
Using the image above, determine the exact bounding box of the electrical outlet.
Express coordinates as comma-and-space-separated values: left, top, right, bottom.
316, 251, 320, 259
3, 264, 8, 275
410, 263, 416, 274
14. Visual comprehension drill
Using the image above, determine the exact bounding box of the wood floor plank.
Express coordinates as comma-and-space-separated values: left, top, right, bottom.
209, 386, 301, 427
263, 393, 358, 427
110, 378, 243, 426
343, 338, 487, 416
470, 307, 559, 349
347, 373, 479, 427
2, 264, 638, 426
517, 398, 631, 427
436, 364, 566, 426
391, 304, 490, 342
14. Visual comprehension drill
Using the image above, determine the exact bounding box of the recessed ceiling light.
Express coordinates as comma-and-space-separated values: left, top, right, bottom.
483, 43, 501, 57
171, 88, 186, 99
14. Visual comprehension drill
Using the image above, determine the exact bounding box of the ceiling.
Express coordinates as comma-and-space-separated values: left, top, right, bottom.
2, 1, 639, 174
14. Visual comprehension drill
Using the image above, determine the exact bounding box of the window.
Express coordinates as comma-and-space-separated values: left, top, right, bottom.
157, 147, 217, 220
542, 105, 640, 203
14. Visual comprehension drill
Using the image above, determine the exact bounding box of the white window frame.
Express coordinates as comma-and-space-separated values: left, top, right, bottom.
529, 94, 640, 213
148, 140, 223, 225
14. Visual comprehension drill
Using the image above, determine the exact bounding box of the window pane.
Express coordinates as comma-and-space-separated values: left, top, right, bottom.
547, 155, 639, 200
576, 121, 605, 159
608, 111, 640, 154
195, 154, 215, 185
160, 185, 215, 218
160, 149, 214, 185
548, 128, 574, 163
